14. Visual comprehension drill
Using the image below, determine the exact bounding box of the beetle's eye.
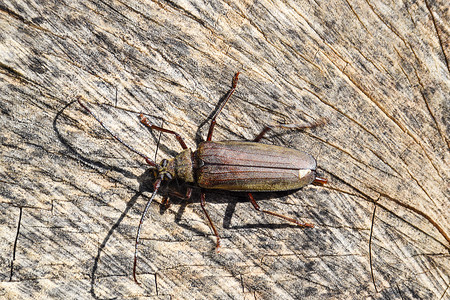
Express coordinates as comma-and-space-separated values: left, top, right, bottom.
161, 159, 168, 167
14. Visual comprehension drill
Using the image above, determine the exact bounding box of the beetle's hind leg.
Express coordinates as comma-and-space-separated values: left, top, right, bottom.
248, 193, 314, 228
200, 192, 221, 250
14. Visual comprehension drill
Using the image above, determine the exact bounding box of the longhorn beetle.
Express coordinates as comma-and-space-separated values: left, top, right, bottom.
78, 73, 327, 284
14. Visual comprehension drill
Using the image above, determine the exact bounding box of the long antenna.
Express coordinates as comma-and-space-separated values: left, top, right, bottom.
133, 178, 162, 284
77, 96, 157, 167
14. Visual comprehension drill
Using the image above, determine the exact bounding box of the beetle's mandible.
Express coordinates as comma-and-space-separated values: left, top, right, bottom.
78, 72, 327, 284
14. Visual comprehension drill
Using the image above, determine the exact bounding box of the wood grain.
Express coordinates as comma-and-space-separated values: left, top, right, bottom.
1, 0, 448, 299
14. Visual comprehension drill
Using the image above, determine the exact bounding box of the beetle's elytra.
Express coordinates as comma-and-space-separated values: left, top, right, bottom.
196, 141, 318, 191
78, 72, 327, 284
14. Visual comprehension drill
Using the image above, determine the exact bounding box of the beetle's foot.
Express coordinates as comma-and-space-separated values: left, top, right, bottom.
296, 222, 314, 228
313, 176, 327, 186
215, 239, 221, 252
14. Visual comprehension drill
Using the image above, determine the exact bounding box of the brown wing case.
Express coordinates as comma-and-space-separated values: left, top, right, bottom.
196, 141, 317, 191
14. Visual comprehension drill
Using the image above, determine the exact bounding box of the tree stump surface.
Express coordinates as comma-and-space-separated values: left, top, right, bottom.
1, 1, 448, 299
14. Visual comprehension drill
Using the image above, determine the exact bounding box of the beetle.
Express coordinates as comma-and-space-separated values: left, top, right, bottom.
77, 72, 327, 283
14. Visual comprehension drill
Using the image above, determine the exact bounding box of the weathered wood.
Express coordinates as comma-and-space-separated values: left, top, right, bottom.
1, 0, 448, 299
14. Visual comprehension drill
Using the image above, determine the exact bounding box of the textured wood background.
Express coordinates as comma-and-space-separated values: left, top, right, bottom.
1, 0, 448, 299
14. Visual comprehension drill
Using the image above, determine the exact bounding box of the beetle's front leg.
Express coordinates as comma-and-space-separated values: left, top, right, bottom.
248, 193, 314, 228
253, 119, 327, 142
161, 195, 170, 207
168, 187, 193, 200
200, 192, 221, 250
139, 114, 188, 149
162, 188, 193, 209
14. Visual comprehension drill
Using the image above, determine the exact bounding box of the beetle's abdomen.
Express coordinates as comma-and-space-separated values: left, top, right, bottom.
195, 141, 317, 192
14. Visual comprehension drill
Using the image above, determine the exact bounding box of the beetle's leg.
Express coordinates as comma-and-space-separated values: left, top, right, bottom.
200, 192, 221, 249
312, 177, 328, 185
248, 193, 314, 228
162, 195, 170, 207
253, 119, 327, 142
184, 187, 193, 199
163, 188, 193, 210
169, 187, 192, 200
139, 114, 188, 149
207, 72, 240, 141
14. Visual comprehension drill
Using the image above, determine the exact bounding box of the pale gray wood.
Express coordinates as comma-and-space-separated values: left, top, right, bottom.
0, 0, 448, 299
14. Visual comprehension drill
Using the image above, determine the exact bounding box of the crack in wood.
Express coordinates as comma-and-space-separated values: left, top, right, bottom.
9, 206, 22, 281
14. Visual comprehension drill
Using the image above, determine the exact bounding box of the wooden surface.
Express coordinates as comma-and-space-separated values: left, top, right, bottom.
1, 0, 449, 299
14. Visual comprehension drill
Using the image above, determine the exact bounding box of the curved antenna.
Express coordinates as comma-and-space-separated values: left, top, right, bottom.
133, 178, 162, 284
77, 96, 157, 167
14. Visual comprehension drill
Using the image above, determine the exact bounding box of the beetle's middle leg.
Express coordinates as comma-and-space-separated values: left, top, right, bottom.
253, 119, 326, 142
248, 193, 314, 228
207, 72, 240, 141
200, 192, 221, 249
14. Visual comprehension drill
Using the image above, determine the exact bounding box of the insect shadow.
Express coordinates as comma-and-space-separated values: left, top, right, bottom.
136, 167, 306, 230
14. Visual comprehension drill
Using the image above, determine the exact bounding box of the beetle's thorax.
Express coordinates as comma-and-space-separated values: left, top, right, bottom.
163, 148, 195, 183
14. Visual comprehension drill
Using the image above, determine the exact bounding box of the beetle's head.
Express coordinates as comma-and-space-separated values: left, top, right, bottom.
152, 158, 174, 182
